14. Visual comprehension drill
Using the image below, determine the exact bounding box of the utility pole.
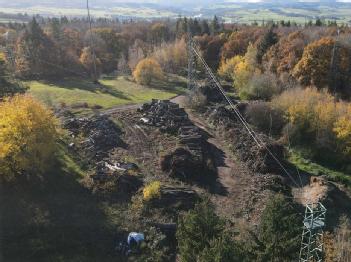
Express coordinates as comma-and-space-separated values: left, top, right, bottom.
86, 0, 98, 83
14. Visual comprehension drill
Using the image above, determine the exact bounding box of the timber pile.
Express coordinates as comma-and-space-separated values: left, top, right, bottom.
63, 115, 123, 160
160, 148, 205, 180
206, 105, 286, 174
178, 126, 204, 162
138, 99, 189, 134
150, 185, 197, 210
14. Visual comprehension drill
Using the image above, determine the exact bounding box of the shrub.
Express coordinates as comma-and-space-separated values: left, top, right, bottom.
0, 95, 58, 180
245, 102, 285, 136
244, 72, 281, 101
143, 181, 161, 201
133, 58, 164, 85
272, 87, 351, 161
184, 89, 207, 111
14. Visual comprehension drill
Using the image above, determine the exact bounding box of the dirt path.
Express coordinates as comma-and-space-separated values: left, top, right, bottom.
174, 96, 272, 224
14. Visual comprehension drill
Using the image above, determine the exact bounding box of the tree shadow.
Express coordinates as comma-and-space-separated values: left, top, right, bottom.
41, 78, 131, 101
0, 158, 121, 261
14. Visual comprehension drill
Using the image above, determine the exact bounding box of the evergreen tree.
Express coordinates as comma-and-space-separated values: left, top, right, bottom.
255, 194, 301, 262
15, 18, 59, 79
211, 15, 220, 35
177, 201, 244, 262
201, 20, 211, 35
0, 52, 25, 98
256, 27, 278, 63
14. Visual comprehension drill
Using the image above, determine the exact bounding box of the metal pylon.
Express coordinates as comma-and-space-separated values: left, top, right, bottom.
187, 34, 196, 91
299, 202, 327, 262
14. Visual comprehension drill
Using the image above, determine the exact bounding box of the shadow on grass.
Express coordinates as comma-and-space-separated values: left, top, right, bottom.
0, 155, 122, 261
41, 78, 131, 101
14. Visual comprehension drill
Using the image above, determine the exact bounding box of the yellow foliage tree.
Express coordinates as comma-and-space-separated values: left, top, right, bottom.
273, 87, 351, 157
143, 181, 161, 201
133, 58, 164, 85
218, 55, 242, 81
0, 95, 58, 180
79, 46, 102, 79
334, 105, 351, 154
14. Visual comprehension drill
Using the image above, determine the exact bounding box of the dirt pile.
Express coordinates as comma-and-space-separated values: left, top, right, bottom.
206, 105, 286, 174
63, 115, 124, 160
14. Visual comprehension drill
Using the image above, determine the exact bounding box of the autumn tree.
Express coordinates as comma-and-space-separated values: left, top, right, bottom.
79, 46, 102, 79
150, 23, 170, 45
0, 52, 25, 98
263, 31, 307, 75
0, 95, 58, 181
133, 58, 164, 85
152, 37, 187, 73
15, 18, 59, 79
293, 37, 351, 96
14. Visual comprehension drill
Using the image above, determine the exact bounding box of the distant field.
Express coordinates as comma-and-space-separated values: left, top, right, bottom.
27, 75, 186, 110
1, 3, 351, 24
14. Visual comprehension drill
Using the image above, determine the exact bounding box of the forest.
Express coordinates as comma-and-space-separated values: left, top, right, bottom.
0, 15, 351, 261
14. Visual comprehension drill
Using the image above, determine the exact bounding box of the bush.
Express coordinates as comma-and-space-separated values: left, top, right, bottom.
245, 102, 286, 136
143, 181, 161, 201
272, 87, 351, 162
0, 95, 58, 180
243, 73, 281, 101
133, 58, 164, 85
184, 89, 207, 111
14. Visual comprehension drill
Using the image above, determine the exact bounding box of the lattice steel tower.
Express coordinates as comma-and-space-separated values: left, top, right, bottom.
299, 202, 327, 262
187, 33, 196, 91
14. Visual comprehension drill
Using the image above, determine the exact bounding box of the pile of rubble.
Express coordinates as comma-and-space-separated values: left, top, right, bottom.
63, 115, 123, 160
206, 105, 286, 174
138, 99, 189, 134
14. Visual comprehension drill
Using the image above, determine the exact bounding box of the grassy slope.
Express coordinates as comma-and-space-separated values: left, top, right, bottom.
289, 149, 351, 188
28, 75, 186, 109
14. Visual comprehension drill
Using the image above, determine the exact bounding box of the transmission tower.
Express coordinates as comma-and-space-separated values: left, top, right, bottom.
187, 33, 196, 91
86, 0, 98, 83
299, 202, 327, 262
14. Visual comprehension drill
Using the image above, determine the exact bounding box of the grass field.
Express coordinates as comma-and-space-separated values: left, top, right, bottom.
28, 75, 186, 110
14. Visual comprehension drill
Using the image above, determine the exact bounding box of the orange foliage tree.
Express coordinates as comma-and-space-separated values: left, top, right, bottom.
293, 37, 351, 96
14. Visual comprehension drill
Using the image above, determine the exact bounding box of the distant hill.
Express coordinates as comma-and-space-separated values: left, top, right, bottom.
0, 0, 351, 24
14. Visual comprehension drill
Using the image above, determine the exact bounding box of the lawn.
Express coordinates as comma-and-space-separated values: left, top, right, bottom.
27, 75, 186, 109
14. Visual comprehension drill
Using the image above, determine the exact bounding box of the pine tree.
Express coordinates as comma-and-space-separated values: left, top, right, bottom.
255, 194, 301, 262
177, 201, 245, 262
256, 27, 278, 64
211, 16, 220, 35
201, 20, 211, 35
15, 18, 59, 79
